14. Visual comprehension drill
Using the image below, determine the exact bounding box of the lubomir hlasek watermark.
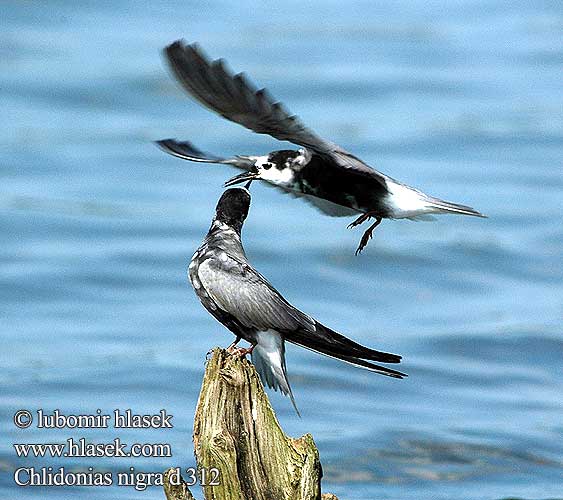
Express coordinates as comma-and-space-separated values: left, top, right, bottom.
14, 408, 173, 429
12, 408, 220, 491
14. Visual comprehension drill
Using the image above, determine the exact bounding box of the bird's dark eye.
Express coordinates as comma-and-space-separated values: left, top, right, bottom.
263, 163, 272, 170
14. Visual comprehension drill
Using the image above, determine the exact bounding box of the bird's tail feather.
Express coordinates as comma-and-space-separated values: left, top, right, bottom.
251, 335, 300, 416
286, 322, 406, 379
426, 196, 486, 218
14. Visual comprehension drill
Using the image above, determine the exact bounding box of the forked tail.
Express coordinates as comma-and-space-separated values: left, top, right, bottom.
426, 196, 486, 218
286, 322, 407, 379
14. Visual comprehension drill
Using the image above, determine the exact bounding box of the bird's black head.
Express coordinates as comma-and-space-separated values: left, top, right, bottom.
214, 187, 251, 231
268, 150, 302, 168
224, 149, 312, 188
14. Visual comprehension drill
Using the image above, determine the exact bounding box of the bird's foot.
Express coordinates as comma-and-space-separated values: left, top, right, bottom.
226, 337, 242, 354
228, 345, 255, 358
355, 217, 382, 255
347, 212, 372, 229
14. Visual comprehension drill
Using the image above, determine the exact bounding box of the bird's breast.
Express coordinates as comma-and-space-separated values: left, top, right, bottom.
188, 251, 202, 289
300, 156, 390, 214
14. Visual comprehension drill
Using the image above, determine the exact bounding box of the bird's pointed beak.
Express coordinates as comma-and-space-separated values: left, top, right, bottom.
224, 170, 259, 187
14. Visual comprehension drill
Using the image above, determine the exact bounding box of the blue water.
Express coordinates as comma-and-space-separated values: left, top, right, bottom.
1, 1, 562, 499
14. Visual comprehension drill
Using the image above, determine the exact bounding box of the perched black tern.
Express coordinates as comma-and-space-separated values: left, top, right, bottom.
189, 187, 405, 413
158, 40, 486, 254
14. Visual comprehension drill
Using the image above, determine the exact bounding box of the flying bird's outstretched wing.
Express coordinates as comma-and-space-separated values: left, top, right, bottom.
156, 138, 358, 217
165, 41, 332, 153
155, 138, 255, 169
196, 254, 405, 379
163, 40, 387, 183
156, 139, 228, 163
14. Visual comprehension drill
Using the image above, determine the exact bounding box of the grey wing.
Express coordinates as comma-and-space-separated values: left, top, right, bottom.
164, 41, 388, 186
258, 181, 358, 217
197, 256, 315, 332
283, 189, 359, 217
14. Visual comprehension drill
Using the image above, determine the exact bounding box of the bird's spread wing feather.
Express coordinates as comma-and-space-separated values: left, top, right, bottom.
165, 41, 332, 152
155, 139, 228, 163
164, 40, 387, 184
155, 138, 255, 169
197, 255, 315, 333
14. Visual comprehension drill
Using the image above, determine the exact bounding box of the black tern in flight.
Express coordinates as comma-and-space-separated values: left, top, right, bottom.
158, 41, 485, 254
189, 187, 405, 413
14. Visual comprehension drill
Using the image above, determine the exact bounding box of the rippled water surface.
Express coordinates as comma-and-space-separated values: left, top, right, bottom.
1, 1, 562, 499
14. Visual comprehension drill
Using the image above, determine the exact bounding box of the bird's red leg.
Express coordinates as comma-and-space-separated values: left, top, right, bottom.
355, 217, 382, 255
226, 337, 241, 354
229, 344, 256, 358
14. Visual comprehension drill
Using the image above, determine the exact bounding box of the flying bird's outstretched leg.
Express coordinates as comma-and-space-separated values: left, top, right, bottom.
347, 212, 372, 229
348, 212, 383, 254
355, 217, 382, 255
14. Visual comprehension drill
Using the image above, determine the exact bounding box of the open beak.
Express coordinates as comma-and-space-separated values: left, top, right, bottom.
224, 170, 259, 187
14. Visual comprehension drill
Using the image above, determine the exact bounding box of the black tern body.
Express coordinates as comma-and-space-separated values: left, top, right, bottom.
189, 187, 405, 413
158, 40, 485, 254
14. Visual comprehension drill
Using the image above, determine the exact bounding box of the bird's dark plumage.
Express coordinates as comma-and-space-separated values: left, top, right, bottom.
163, 41, 385, 179
213, 187, 251, 231
189, 187, 405, 413
161, 40, 485, 253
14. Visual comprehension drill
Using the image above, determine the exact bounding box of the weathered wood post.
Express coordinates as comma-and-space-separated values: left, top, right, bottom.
163, 348, 339, 500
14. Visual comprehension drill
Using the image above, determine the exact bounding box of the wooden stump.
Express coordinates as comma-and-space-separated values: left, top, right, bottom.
163, 468, 196, 500
163, 348, 338, 500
